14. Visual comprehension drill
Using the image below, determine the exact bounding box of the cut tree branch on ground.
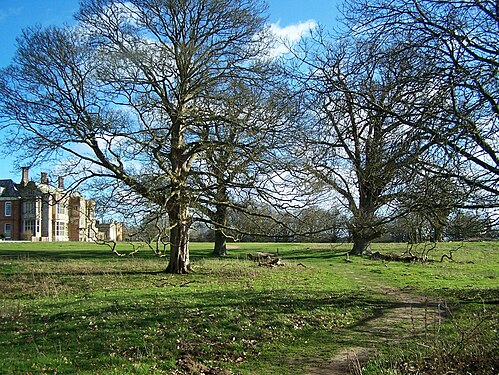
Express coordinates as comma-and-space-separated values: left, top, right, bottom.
247, 253, 285, 267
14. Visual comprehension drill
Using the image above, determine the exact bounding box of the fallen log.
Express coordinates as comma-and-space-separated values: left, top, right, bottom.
247, 252, 285, 267
369, 251, 432, 263
258, 257, 285, 267
256, 251, 279, 258
247, 252, 278, 261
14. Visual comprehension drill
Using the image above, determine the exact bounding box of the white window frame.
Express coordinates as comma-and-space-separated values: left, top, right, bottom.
55, 221, 67, 237
5, 201, 11, 217
57, 203, 67, 216
23, 200, 35, 215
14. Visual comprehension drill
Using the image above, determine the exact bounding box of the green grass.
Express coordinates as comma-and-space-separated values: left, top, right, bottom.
0, 241, 497, 374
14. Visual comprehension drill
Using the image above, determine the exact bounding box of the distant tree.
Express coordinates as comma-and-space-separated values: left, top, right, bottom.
287, 206, 346, 243
445, 210, 496, 241
0, 0, 277, 273
224, 201, 291, 242
398, 174, 467, 242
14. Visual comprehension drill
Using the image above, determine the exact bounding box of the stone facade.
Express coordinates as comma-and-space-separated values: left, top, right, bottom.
95, 221, 124, 242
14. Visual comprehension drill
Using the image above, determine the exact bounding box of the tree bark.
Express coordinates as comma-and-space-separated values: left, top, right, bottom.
350, 235, 371, 255
213, 228, 227, 256
212, 186, 228, 256
349, 200, 380, 255
165, 200, 191, 274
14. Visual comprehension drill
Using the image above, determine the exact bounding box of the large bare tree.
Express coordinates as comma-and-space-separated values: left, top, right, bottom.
0, 0, 276, 273
344, 0, 499, 203
295, 36, 437, 254
195, 79, 300, 255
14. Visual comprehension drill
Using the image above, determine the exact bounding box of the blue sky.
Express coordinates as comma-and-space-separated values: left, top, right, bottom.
0, 0, 340, 182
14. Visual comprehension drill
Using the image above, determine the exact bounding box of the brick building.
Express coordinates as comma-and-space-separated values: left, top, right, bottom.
0, 168, 97, 242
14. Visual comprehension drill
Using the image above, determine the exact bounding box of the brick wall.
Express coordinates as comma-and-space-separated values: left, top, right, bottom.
0, 200, 21, 240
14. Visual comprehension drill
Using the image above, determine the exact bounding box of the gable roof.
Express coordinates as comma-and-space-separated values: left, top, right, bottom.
0, 179, 20, 198
0, 176, 83, 201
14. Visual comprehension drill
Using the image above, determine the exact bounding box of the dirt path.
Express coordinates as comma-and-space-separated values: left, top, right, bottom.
305, 284, 444, 375
306, 347, 372, 375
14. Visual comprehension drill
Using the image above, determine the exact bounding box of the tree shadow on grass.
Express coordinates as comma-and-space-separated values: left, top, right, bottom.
2, 285, 448, 374
0, 249, 122, 261
0, 245, 215, 262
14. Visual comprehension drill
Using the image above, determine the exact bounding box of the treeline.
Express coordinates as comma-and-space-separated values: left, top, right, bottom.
184, 206, 497, 244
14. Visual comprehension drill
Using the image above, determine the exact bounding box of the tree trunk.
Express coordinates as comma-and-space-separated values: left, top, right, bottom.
350, 236, 371, 255
212, 187, 228, 256
213, 228, 227, 256
432, 224, 444, 242
165, 202, 191, 274
348, 210, 379, 255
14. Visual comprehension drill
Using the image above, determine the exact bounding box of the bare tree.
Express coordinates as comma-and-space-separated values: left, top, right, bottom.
445, 209, 497, 241
194, 79, 300, 255
285, 206, 346, 243
344, 0, 499, 203
294, 35, 436, 254
0, 0, 275, 273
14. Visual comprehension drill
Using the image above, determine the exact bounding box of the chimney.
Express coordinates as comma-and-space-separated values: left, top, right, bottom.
58, 176, 64, 189
21, 167, 29, 187
41, 172, 49, 185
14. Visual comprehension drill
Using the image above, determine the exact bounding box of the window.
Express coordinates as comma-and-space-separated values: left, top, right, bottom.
3, 223, 11, 239
5, 202, 11, 217
23, 201, 35, 215
55, 221, 67, 237
57, 203, 67, 215
23, 220, 35, 236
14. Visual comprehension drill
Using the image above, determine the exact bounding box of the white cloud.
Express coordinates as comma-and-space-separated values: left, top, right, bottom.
270, 19, 317, 42
268, 19, 317, 57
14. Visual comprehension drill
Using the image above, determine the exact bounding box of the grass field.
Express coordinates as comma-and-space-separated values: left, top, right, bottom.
0, 241, 497, 374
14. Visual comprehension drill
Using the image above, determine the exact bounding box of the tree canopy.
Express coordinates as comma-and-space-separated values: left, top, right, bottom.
343, 0, 499, 203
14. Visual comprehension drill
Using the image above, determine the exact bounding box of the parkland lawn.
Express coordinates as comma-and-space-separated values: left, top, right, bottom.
0, 241, 497, 374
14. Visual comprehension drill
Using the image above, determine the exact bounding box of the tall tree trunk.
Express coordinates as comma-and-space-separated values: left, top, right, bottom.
348, 185, 377, 255
348, 211, 379, 255
213, 186, 228, 256
166, 117, 193, 273
165, 199, 191, 274
212, 204, 228, 256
